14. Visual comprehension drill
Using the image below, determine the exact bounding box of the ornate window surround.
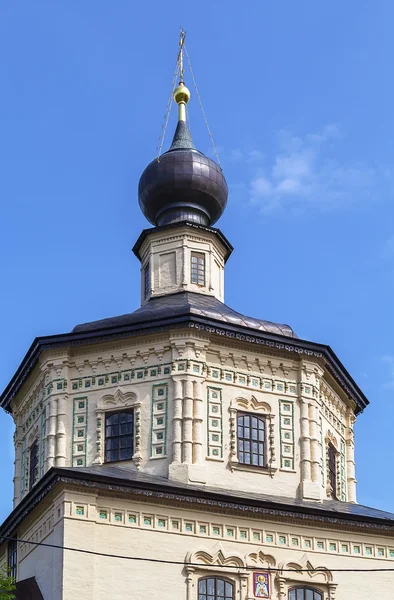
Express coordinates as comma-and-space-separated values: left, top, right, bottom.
276, 556, 336, 600
325, 431, 339, 500
27, 427, 39, 491
229, 396, 276, 474
185, 547, 246, 600
185, 546, 276, 600
94, 389, 142, 469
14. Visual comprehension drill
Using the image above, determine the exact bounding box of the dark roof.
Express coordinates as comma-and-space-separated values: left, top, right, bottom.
0, 288, 369, 413
70, 464, 394, 523
1, 465, 394, 541
168, 119, 196, 151
73, 291, 296, 337
16, 578, 44, 600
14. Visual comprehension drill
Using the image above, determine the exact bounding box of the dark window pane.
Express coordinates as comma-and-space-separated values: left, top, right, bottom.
217, 580, 224, 596
225, 583, 233, 597
306, 591, 314, 600
199, 581, 207, 594
207, 579, 215, 595
105, 411, 134, 463
237, 414, 266, 467
120, 448, 132, 460
29, 440, 39, 490
296, 589, 304, 600
288, 592, 296, 600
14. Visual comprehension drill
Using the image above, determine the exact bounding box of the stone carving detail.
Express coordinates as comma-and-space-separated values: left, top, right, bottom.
229, 396, 275, 472
276, 554, 336, 599
94, 388, 142, 468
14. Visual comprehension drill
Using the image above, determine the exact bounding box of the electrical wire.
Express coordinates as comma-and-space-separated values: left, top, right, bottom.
184, 43, 221, 167
2, 535, 394, 573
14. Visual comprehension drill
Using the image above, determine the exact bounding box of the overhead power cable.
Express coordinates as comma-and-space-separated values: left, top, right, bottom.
2, 536, 394, 573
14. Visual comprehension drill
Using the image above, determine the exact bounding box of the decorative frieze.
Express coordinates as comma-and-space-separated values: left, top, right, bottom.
151, 383, 168, 458
68, 502, 394, 562
72, 397, 88, 467
279, 400, 294, 470
207, 387, 223, 460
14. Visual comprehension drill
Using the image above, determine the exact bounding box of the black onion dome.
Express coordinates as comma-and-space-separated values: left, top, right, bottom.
138, 120, 228, 227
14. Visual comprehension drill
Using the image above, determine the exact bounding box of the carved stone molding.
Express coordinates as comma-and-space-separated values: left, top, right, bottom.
229, 396, 275, 473
276, 554, 335, 599
94, 388, 142, 468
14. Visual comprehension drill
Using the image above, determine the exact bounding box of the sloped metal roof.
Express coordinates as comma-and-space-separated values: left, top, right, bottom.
73, 291, 297, 338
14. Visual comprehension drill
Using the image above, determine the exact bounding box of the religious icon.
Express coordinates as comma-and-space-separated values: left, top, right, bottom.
253, 572, 270, 598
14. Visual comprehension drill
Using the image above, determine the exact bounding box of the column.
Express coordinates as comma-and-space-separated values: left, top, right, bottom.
192, 379, 204, 464
309, 401, 321, 486
300, 399, 311, 483
172, 379, 183, 462
55, 396, 67, 467
346, 437, 357, 503
46, 399, 57, 470
183, 379, 194, 463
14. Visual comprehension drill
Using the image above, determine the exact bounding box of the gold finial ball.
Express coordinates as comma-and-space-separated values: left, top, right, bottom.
174, 82, 191, 105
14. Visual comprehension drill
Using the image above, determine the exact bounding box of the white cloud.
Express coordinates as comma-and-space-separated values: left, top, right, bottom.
232, 125, 379, 214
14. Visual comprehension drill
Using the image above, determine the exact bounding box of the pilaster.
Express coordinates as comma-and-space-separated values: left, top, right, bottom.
298, 360, 324, 501
55, 396, 67, 467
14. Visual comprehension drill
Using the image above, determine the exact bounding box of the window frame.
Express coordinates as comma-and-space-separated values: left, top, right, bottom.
144, 262, 150, 299
198, 576, 235, 600
236, 412, 267, 469
104, 409, 135, 464
28, 439, 39, 491
327, 443, 338, 499
288, 586, 323, 600
190, 252, 206, 287
7, 538, 17, 581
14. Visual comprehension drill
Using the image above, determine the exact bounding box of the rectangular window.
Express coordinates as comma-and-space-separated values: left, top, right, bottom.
191, 252, 205, 286
237, 413, 266, 467
7, 538, 17, 580
144, 263, 150, 299
105, 410, 134, 463
328, 444, 337, 498
29, 440, 39, 491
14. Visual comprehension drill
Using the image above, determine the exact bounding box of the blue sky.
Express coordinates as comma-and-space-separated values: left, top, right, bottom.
1, 0, 394, 521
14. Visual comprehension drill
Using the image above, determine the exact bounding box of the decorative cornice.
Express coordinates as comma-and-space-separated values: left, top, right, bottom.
132, 221, 233, 262
0, 467, 392, 541
0, 313, 368, 414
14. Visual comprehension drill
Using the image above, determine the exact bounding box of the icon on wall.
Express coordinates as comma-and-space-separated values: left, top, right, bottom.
253, 572, 270, 598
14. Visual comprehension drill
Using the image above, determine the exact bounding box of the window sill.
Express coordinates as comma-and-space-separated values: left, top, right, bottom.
230, 461, 277, 475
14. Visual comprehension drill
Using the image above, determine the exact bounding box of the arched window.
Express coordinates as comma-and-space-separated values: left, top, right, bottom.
288, 588, 323, 600
327, 443, 338, 498
105, 411, 134, 463
198, 577, 234, 600
237, 413, 266, 467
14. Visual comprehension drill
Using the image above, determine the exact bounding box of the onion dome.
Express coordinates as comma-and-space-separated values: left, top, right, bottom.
138, 82, 228, 227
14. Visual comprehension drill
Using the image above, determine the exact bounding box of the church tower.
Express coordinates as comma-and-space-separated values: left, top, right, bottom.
1, 32, 394, 600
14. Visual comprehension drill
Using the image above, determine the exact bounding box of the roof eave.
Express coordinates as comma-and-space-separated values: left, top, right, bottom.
0, 314, 369, 414
132, 221, 234, 262
0, 467, 391, 541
